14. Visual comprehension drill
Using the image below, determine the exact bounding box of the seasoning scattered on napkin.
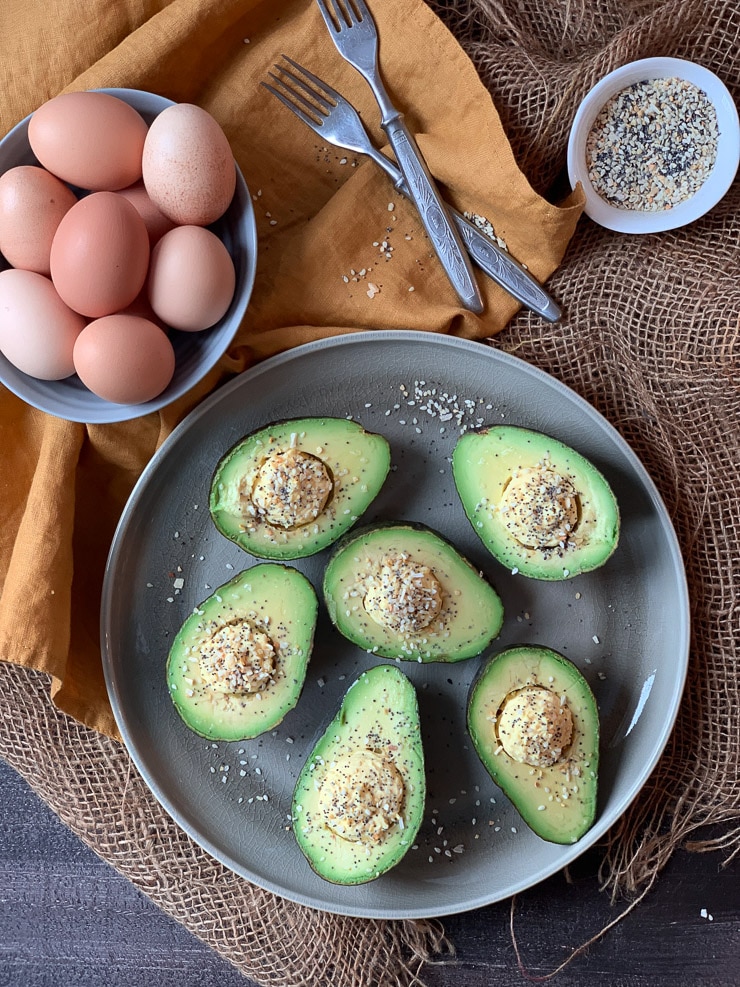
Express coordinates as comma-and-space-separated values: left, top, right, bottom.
0, 0, 583, 738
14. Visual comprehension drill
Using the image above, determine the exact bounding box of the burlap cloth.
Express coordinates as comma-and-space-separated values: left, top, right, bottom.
0, 0, 737, 983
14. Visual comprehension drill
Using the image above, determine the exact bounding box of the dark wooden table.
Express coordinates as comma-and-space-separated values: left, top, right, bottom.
1, 756, 737, 986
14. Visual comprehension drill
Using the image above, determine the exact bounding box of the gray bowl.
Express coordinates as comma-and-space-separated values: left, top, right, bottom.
0, 88, 257, 423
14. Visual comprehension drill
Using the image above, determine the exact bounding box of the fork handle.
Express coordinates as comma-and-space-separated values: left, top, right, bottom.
382, 114, 484, 314
374, 149, 561, 321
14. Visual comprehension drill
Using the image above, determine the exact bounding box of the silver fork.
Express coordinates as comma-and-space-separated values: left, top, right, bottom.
262, 57, 562, 322
314, 0, 483, 315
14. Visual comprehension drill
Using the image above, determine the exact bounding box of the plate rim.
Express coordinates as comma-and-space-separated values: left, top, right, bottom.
101, 329, 691, 918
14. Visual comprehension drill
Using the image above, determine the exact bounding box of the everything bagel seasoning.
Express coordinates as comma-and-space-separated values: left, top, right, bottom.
585, 76, 719, 211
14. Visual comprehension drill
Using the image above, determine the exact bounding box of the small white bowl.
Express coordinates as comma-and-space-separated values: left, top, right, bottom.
0, 88, 258, 423
567, 57, 740, 233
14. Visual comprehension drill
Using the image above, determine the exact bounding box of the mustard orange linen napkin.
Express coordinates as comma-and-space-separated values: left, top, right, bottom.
0, 0, 583, 738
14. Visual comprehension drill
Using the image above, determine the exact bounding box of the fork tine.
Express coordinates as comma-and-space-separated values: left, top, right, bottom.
333, 0, 358, 25
270, 67, 332, 116
260, 81, 320, 130
318, 0, 366, 30
315, 0, 342, 33
344, 0, 370, 21
261, 76, 326, 129
280, 55, 343, 105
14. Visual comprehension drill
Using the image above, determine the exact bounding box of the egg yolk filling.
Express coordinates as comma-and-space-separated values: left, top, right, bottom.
199, 619, 277, 695
362, 553, 443, 635
496, 686, 574, 768
499, 466, 580, 550
321, 750, 406, 844
251, 448, 333, 529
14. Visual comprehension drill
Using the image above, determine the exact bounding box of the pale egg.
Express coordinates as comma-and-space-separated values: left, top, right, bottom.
0, 165, 78, 275
50, 191, 150, 318
73, 314, 175, 404
142, 103, 236, 225
147, 225, 235, 331
28, 91, 148, 191
0, 268, 86, 379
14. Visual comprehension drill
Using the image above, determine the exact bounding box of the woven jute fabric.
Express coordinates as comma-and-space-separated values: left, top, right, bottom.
1, 0, 738, 984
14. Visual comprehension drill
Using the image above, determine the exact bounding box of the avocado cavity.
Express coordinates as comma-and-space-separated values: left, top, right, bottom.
500, 466, 580, 551
497, 686, 574, 767
321, 749, 405, 844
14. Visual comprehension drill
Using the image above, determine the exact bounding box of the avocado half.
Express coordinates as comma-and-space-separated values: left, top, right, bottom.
468, 645, 599, 844
209, 417, 391, 560
165, 563, 318, 741
452, 425, 620, 579
292, 663, 425, 885
323, 521, 505, 662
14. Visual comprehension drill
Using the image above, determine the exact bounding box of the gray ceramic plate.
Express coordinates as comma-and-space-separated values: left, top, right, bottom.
101, 331, 689, 919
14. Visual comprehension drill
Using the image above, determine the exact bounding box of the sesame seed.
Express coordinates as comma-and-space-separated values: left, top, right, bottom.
586, 77, 719, 211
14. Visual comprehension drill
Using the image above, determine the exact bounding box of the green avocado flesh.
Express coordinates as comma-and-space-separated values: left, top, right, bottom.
165, 564, 318, 741
292, 664, 425, 885
468, 645, 599, 844
452, 425, 620, 580
322, 522, 505, 663
209, 417, 391, 560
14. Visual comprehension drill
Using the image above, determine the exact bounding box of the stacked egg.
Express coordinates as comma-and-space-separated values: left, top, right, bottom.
0, 91, 238, 405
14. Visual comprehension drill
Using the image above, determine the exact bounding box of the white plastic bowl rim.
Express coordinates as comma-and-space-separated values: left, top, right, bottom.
567, 57, 740, 233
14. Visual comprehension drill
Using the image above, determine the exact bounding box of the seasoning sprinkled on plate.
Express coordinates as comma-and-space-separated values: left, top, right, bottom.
585, 77, 719, 211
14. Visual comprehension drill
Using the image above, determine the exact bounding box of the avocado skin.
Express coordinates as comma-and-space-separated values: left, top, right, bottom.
452, 425, 620, 580
322, 520, 505, 662
292, 663, 425, 885
467, 645, 599, 844
165, 563, 318, 741
209, 417, 391, 560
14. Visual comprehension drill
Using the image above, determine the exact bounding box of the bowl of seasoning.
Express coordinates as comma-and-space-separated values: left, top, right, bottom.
567, 57, 740, 233
0, 88, 257, 423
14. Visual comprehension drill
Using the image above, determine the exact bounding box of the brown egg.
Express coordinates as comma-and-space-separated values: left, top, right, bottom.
147, 225, 236, 331
142, 103, 236, 225
50, 191, 150, 318
115, 181, 176, 246
0, 165, 78, 275
73, 314, 175, 404
117, 286, 169, 331
0, 268, 86, 379
28, 91, 148, 191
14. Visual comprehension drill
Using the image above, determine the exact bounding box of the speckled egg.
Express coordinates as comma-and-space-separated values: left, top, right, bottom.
142, 103, 236, 226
